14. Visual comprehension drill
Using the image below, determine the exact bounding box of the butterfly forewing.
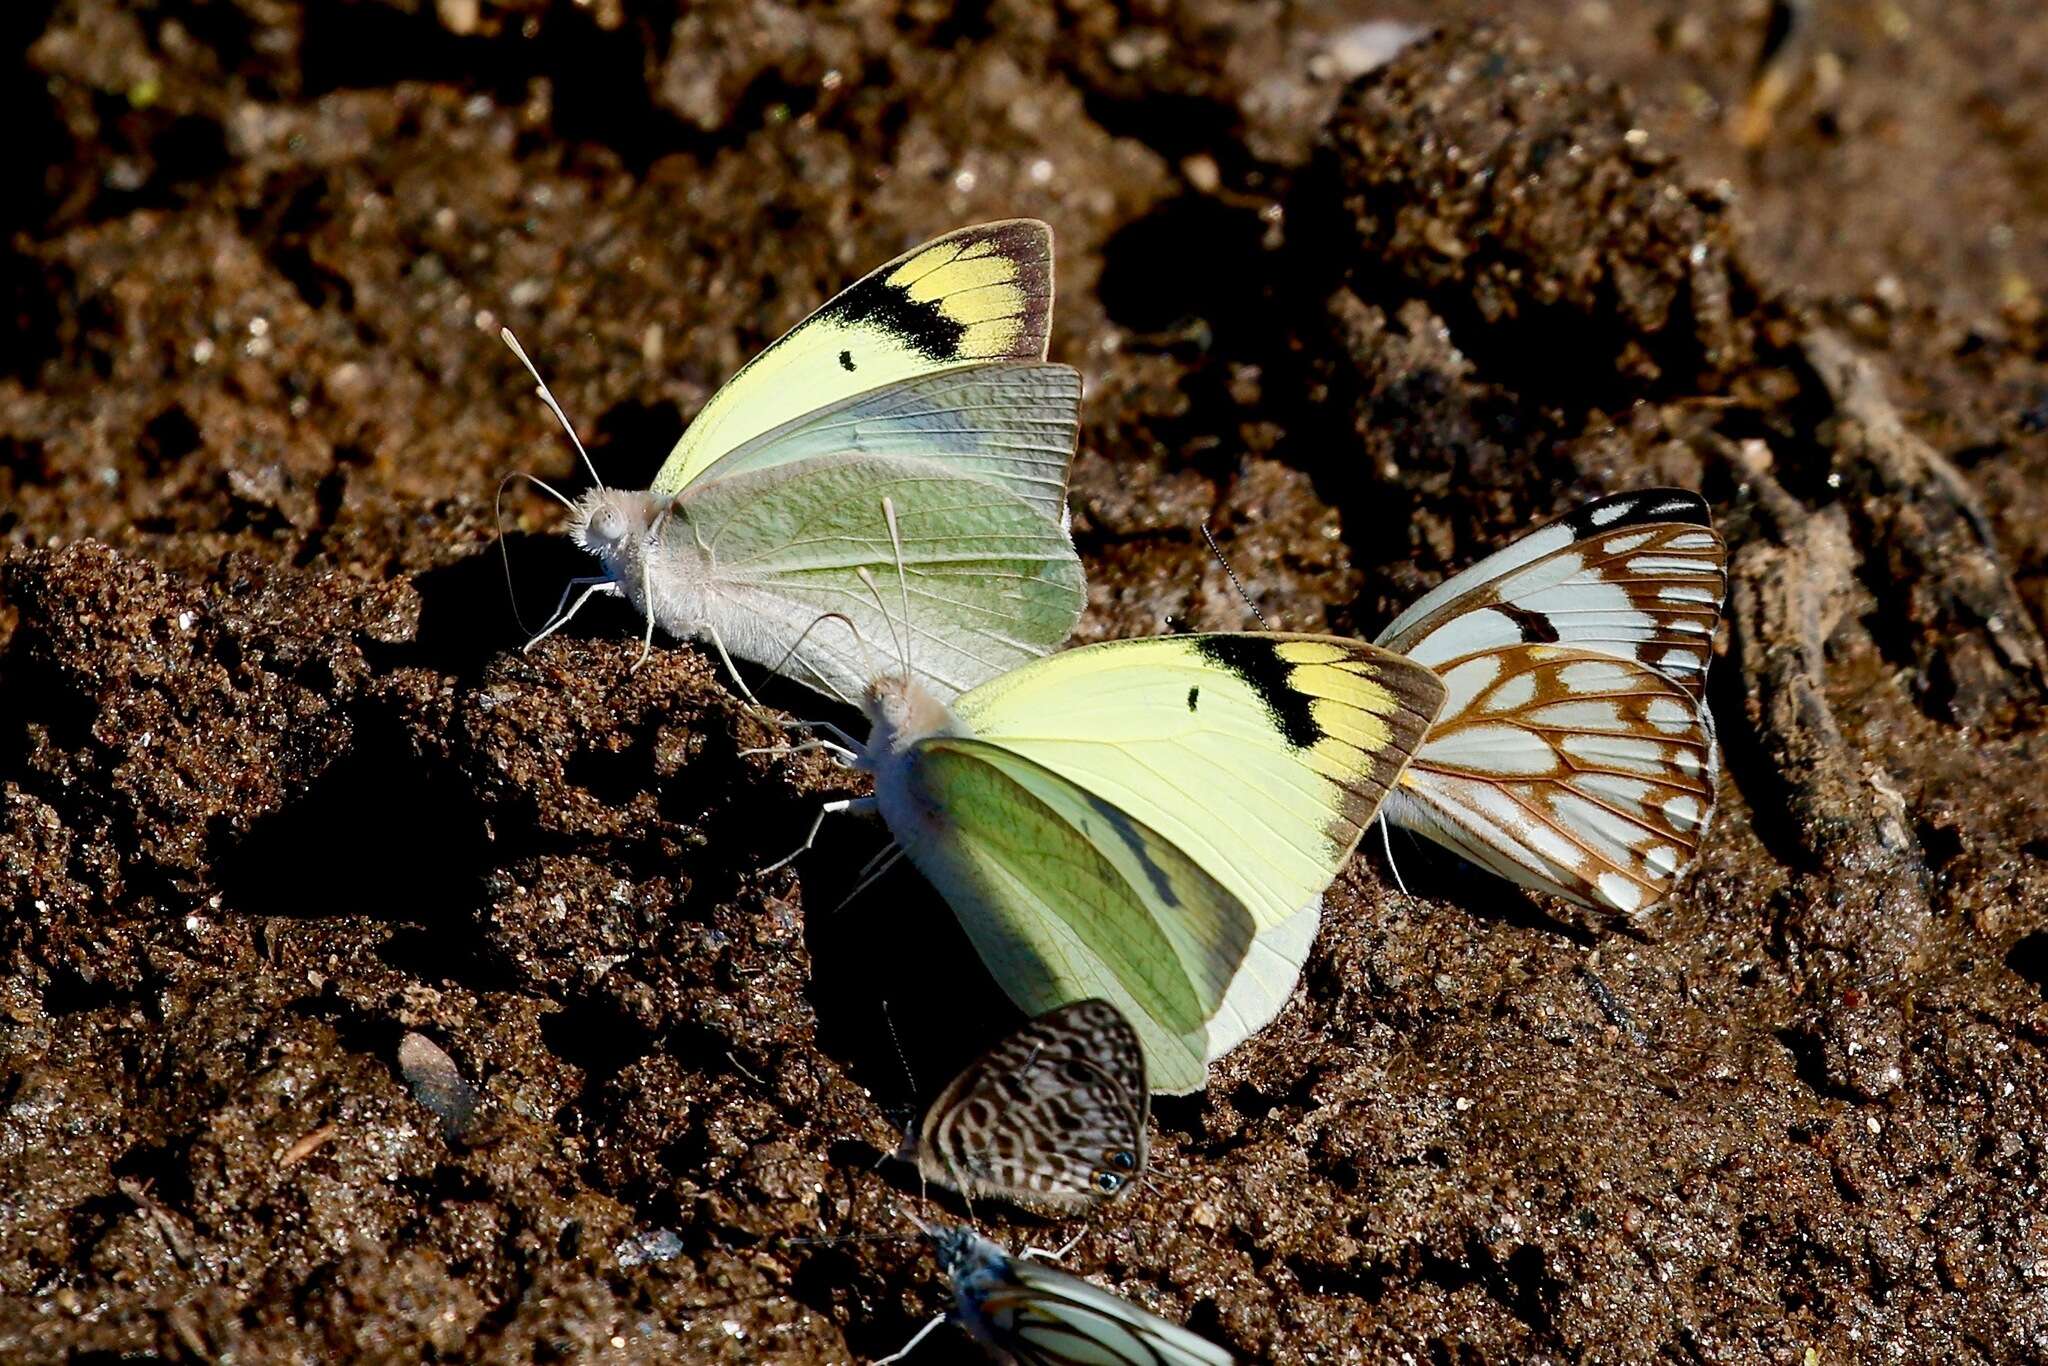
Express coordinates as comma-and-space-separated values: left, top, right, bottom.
1388, 644, 1717, 916
686, 361, 1082, 525
954, 634, 1449, 932
913, 1000, 1150, 1216
653, 220, 1055, 496
1375, 488, 1727, 699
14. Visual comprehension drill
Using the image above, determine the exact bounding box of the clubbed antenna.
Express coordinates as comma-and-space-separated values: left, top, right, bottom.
501, 327, 604, 491
1201, 523, 1267, 629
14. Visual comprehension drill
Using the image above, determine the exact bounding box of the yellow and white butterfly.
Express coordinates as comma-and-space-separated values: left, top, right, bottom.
1373, 488, 1727, 917
788, 614, 1445, 1095
878, 1220, 1235, 1364
510, 221, 1085, 704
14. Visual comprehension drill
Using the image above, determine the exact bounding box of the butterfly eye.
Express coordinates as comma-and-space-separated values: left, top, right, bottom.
1095, 1171, 1122, 1193
1108, 1149, 1136, 1171
588, 505, 627, 545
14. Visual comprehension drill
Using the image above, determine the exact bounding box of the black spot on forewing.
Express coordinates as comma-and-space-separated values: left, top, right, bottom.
1187, 686, 1199, 712
838, 349, 856, 372
828, 272, 967, 362
1191, 635, 1322, 749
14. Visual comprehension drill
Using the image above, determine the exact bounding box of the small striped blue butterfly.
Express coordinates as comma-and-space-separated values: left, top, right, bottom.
897, 999, 1150, 1217
879, 1221, 1234, 1364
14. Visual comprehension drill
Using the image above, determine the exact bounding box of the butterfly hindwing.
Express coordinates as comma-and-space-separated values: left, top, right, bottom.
1386, 644, 1718, 916
1375, 488, 1727, 699
675, 453, 1085, 703
912, 999, 1150, 1215
1205, 897, 1319, 1064
903, 738, 1253, 1094
653, 220, 1055, 497
686, 361, 1080, 524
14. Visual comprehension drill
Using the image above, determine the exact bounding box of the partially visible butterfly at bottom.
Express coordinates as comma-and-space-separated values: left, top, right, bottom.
878, 1220, 1235, 1365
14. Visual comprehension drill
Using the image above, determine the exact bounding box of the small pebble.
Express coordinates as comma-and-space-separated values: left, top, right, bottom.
615, 1228, 686, 1268
398, 1032, 480, 1142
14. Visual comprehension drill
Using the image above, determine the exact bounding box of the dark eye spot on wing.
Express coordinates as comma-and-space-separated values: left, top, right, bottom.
1187, 686, 1199, 712
838, 349, 856, 372
1191, 635, 1323, 748
827, 272, 968, 362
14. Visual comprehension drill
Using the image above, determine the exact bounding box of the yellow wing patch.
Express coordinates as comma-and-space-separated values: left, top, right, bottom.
651, 220, 1054, 495
952, 633, 1446, 933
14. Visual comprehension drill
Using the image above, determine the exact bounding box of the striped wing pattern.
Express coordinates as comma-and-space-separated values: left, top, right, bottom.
1374, 490, 1728, 916
935, 1226, 1235, 1365
910, 999, 1150, 1216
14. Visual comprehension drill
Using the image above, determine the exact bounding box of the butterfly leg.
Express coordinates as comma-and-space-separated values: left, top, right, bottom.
1021, 1228, 1088, 1263
760, 796, 876, 875
740, 720, 865, 767
872, 1311, 948, 1364
523, 577, 618, 651
741, 738, 863, 766
703, 620, 768, 707
1378, 815, 1409, 896
632, 585, 658, 671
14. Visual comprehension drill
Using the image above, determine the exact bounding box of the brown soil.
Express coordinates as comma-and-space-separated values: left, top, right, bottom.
5, 2, 2048, 1362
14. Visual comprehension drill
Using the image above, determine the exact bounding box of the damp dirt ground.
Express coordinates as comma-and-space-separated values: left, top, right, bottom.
4, 3, 2048, 1362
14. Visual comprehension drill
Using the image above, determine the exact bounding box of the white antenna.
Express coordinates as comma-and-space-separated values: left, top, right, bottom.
494, 471, 576, 637
501, 327, 604, 491
503, 469, 575, 511
856, 568, 907, 681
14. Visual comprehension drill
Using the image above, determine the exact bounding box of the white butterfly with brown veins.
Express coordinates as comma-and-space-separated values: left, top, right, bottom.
1374, 488, 1727, 917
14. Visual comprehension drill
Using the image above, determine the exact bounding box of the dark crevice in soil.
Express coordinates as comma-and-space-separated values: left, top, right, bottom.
399, 534, 604, 680
2007, 931, 2048, 997
215, 715, 490, 924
